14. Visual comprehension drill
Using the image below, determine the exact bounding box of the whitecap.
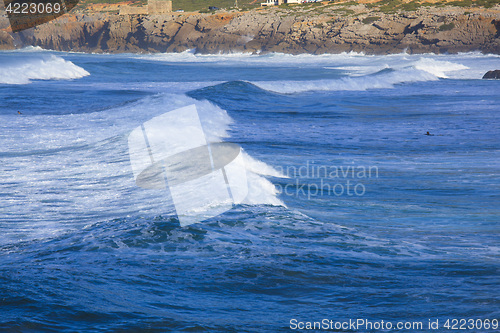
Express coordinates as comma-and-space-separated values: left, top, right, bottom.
0, 54, 89, 84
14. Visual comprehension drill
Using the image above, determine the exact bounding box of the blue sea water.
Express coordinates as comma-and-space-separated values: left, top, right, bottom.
0, 48, 499, 332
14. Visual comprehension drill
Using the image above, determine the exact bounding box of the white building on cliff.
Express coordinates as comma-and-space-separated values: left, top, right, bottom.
261, 0, 301, 6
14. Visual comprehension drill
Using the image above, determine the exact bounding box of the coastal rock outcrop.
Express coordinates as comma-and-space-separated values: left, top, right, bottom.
482, 70, 500, 79
1, 5, 499, 55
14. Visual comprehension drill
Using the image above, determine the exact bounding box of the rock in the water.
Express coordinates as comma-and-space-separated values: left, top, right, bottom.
482, 70, 500, 79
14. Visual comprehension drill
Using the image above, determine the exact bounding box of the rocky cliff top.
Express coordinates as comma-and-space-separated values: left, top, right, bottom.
1, 1, 499, 54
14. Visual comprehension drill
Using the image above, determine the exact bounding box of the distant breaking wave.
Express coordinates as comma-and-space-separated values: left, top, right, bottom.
0, 54, 89, 84
250, 58, 470, 94
250, 69, 436, 94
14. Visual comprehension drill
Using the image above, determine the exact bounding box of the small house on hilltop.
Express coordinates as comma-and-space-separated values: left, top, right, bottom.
261, 0, 301, 6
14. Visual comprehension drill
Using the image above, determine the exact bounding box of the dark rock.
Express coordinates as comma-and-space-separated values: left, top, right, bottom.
482, 70, 500, 79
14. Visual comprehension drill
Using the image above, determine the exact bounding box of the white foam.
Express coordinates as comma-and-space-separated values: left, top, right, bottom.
412, 57, 469, 78
329, 64, 391, 76
120, 96, 286, 209
0, 93, 285, 242
14, 46, 47, 53
0, 54, 89, 84
243, 172, 285, 207
240, 152, 287, 207
248, 56, 482, 93
129, 51, 497, 93
134, 50, 368, 65
251, 68, 439, 94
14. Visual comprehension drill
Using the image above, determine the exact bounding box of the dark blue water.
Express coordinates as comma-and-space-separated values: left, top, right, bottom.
0, 49, 499, 332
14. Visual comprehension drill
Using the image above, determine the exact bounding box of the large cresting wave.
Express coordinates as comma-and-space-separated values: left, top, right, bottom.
0, 54, 89, 84
0, 92, 285, 244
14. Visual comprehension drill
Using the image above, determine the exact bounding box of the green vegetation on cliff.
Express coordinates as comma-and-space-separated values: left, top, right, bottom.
171, 0, 257, 12
179, 0, 499, 12
76, 0, 258, 12
75, 0, 499, 14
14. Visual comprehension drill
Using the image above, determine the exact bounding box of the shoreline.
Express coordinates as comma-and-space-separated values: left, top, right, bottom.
1, 3, 499, 55
5, 45, 500, 56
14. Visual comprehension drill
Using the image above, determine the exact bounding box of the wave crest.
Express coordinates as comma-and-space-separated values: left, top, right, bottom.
0, 54, 90, 84
250, 57, 469, 94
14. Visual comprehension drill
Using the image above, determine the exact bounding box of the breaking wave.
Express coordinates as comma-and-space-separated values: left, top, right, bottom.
0, 54, 89, 84
0, 92, 285, 244
251, 57, 470, 94
412, 57, 469, 78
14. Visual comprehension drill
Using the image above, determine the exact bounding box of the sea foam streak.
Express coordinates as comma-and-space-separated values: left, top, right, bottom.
0, 54, 89, 84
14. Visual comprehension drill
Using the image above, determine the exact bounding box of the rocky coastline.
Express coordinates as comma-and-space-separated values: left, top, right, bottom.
1, 3, 499, 55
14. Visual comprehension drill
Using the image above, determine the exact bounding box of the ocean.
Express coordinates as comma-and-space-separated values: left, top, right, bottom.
0, 48, 499, 332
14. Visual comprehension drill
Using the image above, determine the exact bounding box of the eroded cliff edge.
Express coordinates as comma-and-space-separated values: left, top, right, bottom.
1, 4, 499, 54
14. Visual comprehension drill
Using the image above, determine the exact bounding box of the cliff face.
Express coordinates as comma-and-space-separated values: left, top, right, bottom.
1, 5, 499, 54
